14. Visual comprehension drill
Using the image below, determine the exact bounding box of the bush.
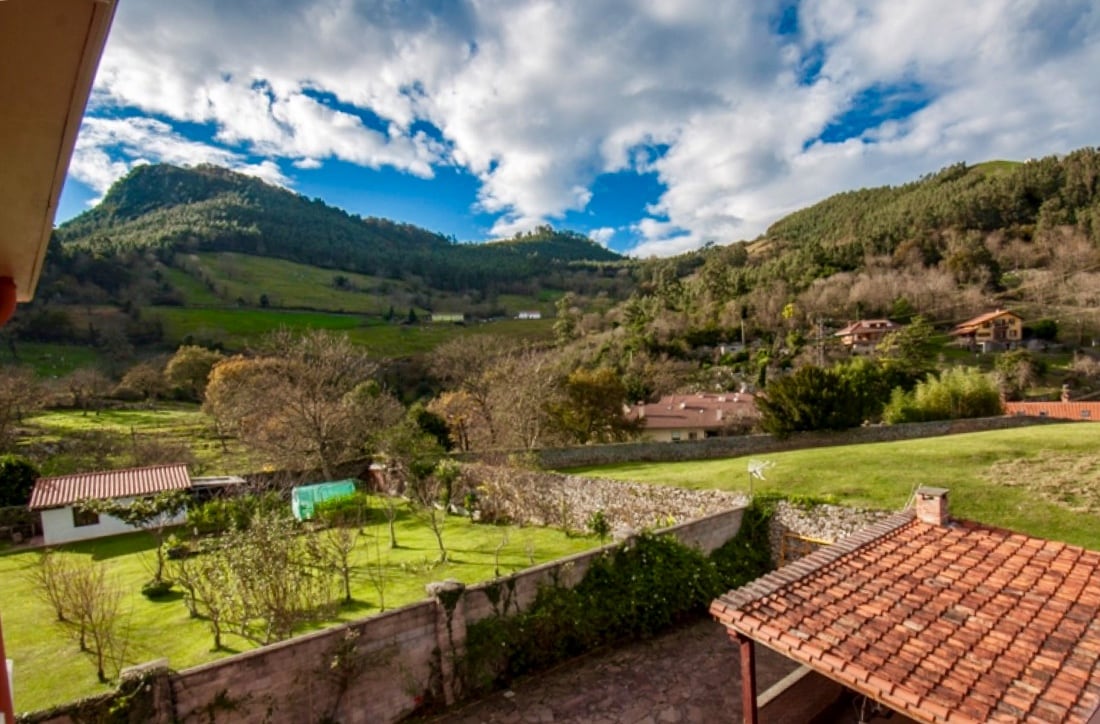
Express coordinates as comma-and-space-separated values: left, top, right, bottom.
883, 367, 1003, 423
187, 492, 286, 536
314, 491, 372, 527
0, 454, 40, 507
464, 500, 774, 694
141, 578, 174, 600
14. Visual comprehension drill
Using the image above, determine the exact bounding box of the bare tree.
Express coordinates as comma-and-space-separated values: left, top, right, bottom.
204, 330, 387, 478
38, 559, 127, 682
0, 366, 41, 449
363, 527, 389, 612
29, 548, 75, 622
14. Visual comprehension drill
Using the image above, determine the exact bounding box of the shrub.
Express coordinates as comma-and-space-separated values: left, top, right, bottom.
141, 578, 174, 600
464, 499, 774, 694
883, 367, 1003, 423
314, 492, 372, 527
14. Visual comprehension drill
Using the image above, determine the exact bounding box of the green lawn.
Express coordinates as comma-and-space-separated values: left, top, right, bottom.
20, 404, 252, 477
565, 423, 1100, 550
151, 306, 554, 356
0, 343, 104, 377
1, 507, 597, 713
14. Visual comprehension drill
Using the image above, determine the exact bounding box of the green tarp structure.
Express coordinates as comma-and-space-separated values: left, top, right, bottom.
291, 479, 357, 521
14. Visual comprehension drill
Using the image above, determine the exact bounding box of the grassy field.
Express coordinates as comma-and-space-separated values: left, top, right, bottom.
565, 423, 1100, 550
0, 507, 597, 712
151, 306, 555, 356
20, 404, 252, 477
0, 343, 105, 378
176, 253, 395, 314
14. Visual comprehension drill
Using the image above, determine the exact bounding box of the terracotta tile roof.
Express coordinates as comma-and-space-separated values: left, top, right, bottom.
624, 393, 759, 431
711, 512, 1100, 723
951, 309, 1022, 335
1005, 402, 1100, 421
29, 463, 191, 510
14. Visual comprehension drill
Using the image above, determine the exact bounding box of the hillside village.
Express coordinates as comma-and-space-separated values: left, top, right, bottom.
7, 2, 1100, 723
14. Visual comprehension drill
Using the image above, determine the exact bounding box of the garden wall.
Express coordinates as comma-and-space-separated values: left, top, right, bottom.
465, 415, 1056, 470
20, 507, 746, 724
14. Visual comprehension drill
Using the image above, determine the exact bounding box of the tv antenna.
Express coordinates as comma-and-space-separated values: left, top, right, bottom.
746, 459, 774, 497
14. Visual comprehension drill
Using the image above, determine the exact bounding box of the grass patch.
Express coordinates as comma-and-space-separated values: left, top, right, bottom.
564, 423, 1100, 550
0, 343, 103, 377
0, 506, 597, 712
151, 307, 554, 356
20, 404, 252, 476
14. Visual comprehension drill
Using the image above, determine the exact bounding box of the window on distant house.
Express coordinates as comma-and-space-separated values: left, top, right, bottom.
72, 507, 99, 527
688, 432, 698, 440
1082, 410, 1091, 419
1039, 411, 1048, 417
671, 432, 682, 442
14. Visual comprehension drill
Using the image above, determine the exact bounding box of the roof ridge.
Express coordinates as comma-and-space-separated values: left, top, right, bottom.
714, 510, 915, 611
37, 461, 188, 483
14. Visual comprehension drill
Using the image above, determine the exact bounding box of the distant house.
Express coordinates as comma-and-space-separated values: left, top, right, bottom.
430, 313, 465, 324
515, 310, 542, 320
951, 309, 1023, 351
29, 463, 192, 545
624, 392, 759, 442
834, 319, 901, 353
1004, 386, 1100, 421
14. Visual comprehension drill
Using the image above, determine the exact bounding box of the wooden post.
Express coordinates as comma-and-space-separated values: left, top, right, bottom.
738, 632, 758, 724
0, 614, 14, 724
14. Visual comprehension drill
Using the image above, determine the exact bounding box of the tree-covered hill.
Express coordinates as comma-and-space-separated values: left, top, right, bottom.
55, 164, 623, 294
745, 148, 1100, 288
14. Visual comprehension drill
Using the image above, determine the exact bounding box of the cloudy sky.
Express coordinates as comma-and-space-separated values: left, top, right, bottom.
58, 0, 1100, 256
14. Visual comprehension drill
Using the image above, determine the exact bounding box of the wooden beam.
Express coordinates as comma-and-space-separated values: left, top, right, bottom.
738, 632, 758, 724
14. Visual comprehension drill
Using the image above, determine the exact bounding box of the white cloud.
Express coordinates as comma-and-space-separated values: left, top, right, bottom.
70, 117, 292, 200
589, 227, 616, 247
76, 0, 1100, 253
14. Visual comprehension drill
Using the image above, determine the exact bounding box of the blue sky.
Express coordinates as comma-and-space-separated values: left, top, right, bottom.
60, 0, 1100, 256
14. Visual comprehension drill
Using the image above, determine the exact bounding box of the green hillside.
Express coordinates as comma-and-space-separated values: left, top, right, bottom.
54, 164, 623, 296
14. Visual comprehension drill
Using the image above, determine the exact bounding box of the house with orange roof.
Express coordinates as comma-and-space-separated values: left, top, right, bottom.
951, 308, 1023, 351
624, 392, 759, 442
711, 488, 1100, 722
29, 463, 193, 544
1004, 387, 1100, 422
834, 319, 902, 353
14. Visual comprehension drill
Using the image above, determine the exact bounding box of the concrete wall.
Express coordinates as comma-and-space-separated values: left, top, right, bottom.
39, 503, 185, 545
490, 414, 1056, 470
22, 505, 747, 724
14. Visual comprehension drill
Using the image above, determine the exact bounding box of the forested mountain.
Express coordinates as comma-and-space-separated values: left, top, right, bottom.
603, 148, 1100, 363
55, 164, 622, 295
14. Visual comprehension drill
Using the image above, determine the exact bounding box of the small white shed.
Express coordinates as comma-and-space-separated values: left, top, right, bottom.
29, 463, 192, 545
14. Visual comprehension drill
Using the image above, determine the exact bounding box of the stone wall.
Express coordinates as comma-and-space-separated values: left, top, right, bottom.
768, 500, 893, 566
21, 503, 747, 724
461, 463, 744, 536
460, 414, 1055, 470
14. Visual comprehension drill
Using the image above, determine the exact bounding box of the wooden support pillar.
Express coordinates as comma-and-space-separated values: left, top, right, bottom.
737, 632, 758, 724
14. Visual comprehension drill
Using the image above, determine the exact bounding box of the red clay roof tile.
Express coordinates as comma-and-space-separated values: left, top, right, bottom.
710, 512, 1100, 723
29, 463, 191, 509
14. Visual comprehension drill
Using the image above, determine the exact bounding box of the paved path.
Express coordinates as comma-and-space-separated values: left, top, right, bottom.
426, 617, 797, 724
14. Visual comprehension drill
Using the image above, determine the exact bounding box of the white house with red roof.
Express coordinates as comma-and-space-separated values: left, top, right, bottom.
624, 392, 759, 442
29, 463, 192, 544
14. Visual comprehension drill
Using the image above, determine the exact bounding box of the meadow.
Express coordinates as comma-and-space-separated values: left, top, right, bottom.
0, 505, 597, 712
566, 422, 1100, 550
20, 404, 251, 477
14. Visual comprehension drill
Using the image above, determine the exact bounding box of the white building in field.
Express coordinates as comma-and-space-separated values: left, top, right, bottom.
29, 463, 192, 545
516, 310, 542, 320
